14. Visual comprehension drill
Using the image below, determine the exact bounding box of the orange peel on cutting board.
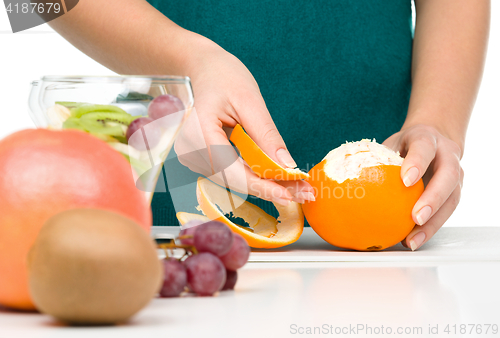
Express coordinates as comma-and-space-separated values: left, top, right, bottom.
176, 177, 304, 249
230, 124, 309, 181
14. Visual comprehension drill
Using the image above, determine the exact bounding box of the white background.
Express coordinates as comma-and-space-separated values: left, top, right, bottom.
0, 3, 498, 228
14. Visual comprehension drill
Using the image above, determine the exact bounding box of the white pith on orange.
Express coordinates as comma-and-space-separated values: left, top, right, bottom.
230, 124, 309, 181
176, 177, 304, 249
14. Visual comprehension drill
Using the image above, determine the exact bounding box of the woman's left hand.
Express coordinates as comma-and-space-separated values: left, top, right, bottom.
383, 124, 464, 251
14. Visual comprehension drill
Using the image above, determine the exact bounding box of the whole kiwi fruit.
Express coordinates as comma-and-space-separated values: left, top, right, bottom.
28, 208, 162, 325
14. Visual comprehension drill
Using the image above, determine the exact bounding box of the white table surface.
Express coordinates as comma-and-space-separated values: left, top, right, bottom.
1, 227, 499, 338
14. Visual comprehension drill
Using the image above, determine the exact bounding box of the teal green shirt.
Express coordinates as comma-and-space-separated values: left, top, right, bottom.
148, 0, 414, 225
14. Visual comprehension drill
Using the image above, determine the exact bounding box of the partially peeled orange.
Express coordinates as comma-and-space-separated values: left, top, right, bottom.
302, 139, 424, 251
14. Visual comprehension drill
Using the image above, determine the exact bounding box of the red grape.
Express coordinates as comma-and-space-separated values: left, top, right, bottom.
159, 258, 187, 297
194, 221, 234, 256
219, 233, 250, 271
222, 270, 237, 290
184, 253, 226, 296
178, 219, 205, 246
126, 117, 161, 150
148, 94, 185, 120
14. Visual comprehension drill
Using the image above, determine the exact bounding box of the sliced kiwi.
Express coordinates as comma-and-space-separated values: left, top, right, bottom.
55, 101, 88, 110
63, 117, 120, 142
62, 117, 84, 131
79, 112, 136, 125
85, 133, 120, 143
62, 112, 136, 143
79, 112, 135, 143
71, 104, 129, 118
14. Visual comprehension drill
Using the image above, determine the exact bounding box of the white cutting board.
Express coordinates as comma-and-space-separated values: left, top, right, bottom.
151, 227, 500, 262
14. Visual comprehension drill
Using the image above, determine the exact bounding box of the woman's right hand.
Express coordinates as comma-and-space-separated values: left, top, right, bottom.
47, 0, 312, 205
175, 38, 314, 205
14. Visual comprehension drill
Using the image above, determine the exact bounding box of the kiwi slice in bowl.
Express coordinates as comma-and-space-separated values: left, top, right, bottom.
71, 104, 129, 118
55, 101, 87, 110
62, 117, 115, 142
78, 112, 137, 143
62, 117, 84, 130
62, 117, 121, 143
62, 112, 137, 143
79, 112, 136, 125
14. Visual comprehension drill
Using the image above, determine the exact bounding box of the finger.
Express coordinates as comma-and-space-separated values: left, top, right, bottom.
232, 93, 297, 169
205, 149, 295, 207
203, 142, 295, 207
204, 133, 299, 206
458, 167, 464, 189
244, 166, 294, 206
233, 158, 314, 203
190, 102, 298, 206
403, 185, 462, 250
174, 111, 221, 178
381, 133, 400, 152
411, 151, 461, 226
400, 134, 438, 187
277, 180, 315, 203
200, 117, 240, 177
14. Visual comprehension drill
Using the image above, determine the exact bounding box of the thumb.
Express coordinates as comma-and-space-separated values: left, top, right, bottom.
382, 133, 402, 153
233, 94, 297, 168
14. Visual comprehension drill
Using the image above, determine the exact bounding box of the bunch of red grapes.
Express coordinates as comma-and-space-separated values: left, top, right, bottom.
159, 220, 251, 297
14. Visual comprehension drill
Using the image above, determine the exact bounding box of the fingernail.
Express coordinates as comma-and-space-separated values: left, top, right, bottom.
273, 196, 291, 206
292, 197, 306, 204
409, 232, 426, 251
403, 167, 419, 187
416, 205, 432, 225
298, 182, 314, 193
294, 192, 315, 202
276, 148, 297, 168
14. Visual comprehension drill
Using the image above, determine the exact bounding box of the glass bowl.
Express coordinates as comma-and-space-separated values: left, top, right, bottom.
28, 75, 194, 204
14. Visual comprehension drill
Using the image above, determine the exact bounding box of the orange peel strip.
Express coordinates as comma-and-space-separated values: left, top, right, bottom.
176, 178, 304, 249
230, 124, 309, 181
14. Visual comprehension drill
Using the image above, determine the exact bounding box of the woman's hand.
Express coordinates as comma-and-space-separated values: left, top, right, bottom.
383, 124, 464, 251
49, 0, 313, 205
388, 0, 488, 250
175, 40, 314, 205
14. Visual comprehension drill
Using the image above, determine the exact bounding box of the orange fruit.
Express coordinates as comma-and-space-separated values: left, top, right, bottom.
302, 139, 424, 251
230, 124, 309, 180
176, 177, 304, 249
0, 129, 151, 310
